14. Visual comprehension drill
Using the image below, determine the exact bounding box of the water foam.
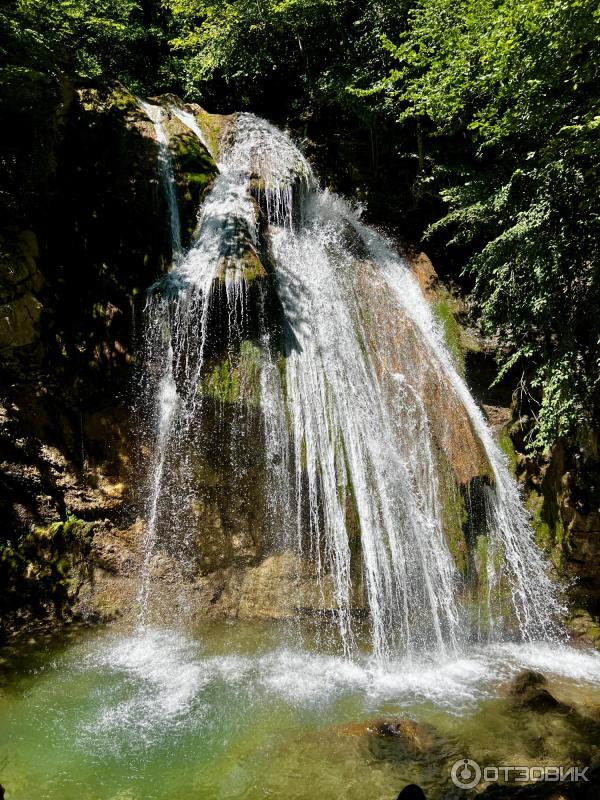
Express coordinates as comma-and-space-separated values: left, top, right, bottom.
74, 628, 600, 748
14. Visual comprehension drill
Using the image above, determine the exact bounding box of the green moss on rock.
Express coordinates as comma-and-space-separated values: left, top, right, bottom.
433, 297, 466, 374
527, 492, 566, 569
167, 125, 218, 244
436, 448, 471, 576
195, 109, 228, 161
0, 514, 94, 629
200, 340, 262, 406
496, 427, 518, 475
442, 479, 470, 577
238, 249, 268, 284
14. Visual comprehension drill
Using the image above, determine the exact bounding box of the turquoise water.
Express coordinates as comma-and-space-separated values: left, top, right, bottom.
1, 622, 599, 800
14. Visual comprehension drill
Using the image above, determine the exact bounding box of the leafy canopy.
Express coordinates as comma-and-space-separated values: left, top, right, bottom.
1, 0, 599, 449
377, 0, 600, 449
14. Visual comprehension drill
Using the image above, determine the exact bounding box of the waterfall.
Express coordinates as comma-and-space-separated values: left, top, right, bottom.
136, 101, 182, 620
138, 100, 182, 261
137, 102, 563, 659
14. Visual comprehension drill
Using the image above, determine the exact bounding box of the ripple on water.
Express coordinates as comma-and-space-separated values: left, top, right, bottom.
68, 627, 600, 752
1, 625, 600, 800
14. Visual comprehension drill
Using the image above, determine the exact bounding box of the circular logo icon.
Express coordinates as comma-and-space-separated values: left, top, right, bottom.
451, 758, 482, 789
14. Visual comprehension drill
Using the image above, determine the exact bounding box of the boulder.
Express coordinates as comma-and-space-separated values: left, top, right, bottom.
366, 718, 446, 764
506, 670, 567, 713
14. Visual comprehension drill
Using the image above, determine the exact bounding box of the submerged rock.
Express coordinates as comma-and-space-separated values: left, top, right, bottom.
506, 670, 566, 713
366, 718, 448, 764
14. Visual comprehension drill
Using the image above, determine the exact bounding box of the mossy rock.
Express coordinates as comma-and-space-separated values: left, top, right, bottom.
496, 426, 518, 475
200, 340, 262, 406
0, 293, 43, 351
78, 82, 139, 117
526, 491, 565, 569
0, 515, 94, 628
162, 114, 218, 246
195, 108, 231, 161
432, 293, 480, 378
216, 246, 268, 286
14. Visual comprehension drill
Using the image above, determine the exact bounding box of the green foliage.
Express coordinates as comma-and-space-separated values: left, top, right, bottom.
1, 0, 168, 87
163, 0, 408, 111
165, 0, 331, 104
378, 0, 600, 450
0, 514, 94, 626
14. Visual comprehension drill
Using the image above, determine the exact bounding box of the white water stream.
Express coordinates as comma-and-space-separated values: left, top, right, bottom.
0, 102, 597, 800
137, 102, 563, 661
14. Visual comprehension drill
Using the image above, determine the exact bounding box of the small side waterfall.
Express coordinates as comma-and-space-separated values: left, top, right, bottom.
136, 101, 182, 620
137, 101, 563, 660
138, 100, 182, 261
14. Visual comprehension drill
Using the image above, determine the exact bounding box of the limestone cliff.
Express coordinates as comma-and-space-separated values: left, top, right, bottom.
1, 82, 598, 645
0, 81, 218, 636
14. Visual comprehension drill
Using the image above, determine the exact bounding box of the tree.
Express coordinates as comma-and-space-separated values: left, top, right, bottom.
376, 0, 600, 449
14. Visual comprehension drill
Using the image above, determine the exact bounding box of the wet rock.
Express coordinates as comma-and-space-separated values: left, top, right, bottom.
366, 718, 444, 763
90, 522, 137, 575
354, 256, 495, 587
169, 101, 234, 162
355, 258, 492, 489
193, 551, 339, 620
568, 610, 600, 650
159, 110, 218, 246
507, 670, 566, 712
517, 435, 600, 630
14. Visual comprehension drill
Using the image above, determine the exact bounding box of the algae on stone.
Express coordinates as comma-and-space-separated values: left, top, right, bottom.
496, 427, 518, 475
527, 492, 566, 570
0, 514, 94, 625
162, 114, 218, 246
201, 340, 262, 406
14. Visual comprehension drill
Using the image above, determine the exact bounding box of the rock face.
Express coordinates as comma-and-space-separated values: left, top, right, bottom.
0, 230, 44, 355
506, 421, 600, 646
0, 81, 219, 635
1, 79, 599, 638
537, 444, 600, 642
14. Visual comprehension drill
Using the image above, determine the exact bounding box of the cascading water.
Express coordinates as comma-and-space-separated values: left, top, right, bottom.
135, 101, 182, 620
3, 99, 598, 800
137, 101, 563, 660
138, 100, 182, 261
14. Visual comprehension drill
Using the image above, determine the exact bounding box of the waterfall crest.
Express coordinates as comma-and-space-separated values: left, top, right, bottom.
137, 101, 563, 661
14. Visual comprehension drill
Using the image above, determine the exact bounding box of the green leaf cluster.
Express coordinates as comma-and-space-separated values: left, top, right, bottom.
379, 0, 600, 449
0, 0, 172, 97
